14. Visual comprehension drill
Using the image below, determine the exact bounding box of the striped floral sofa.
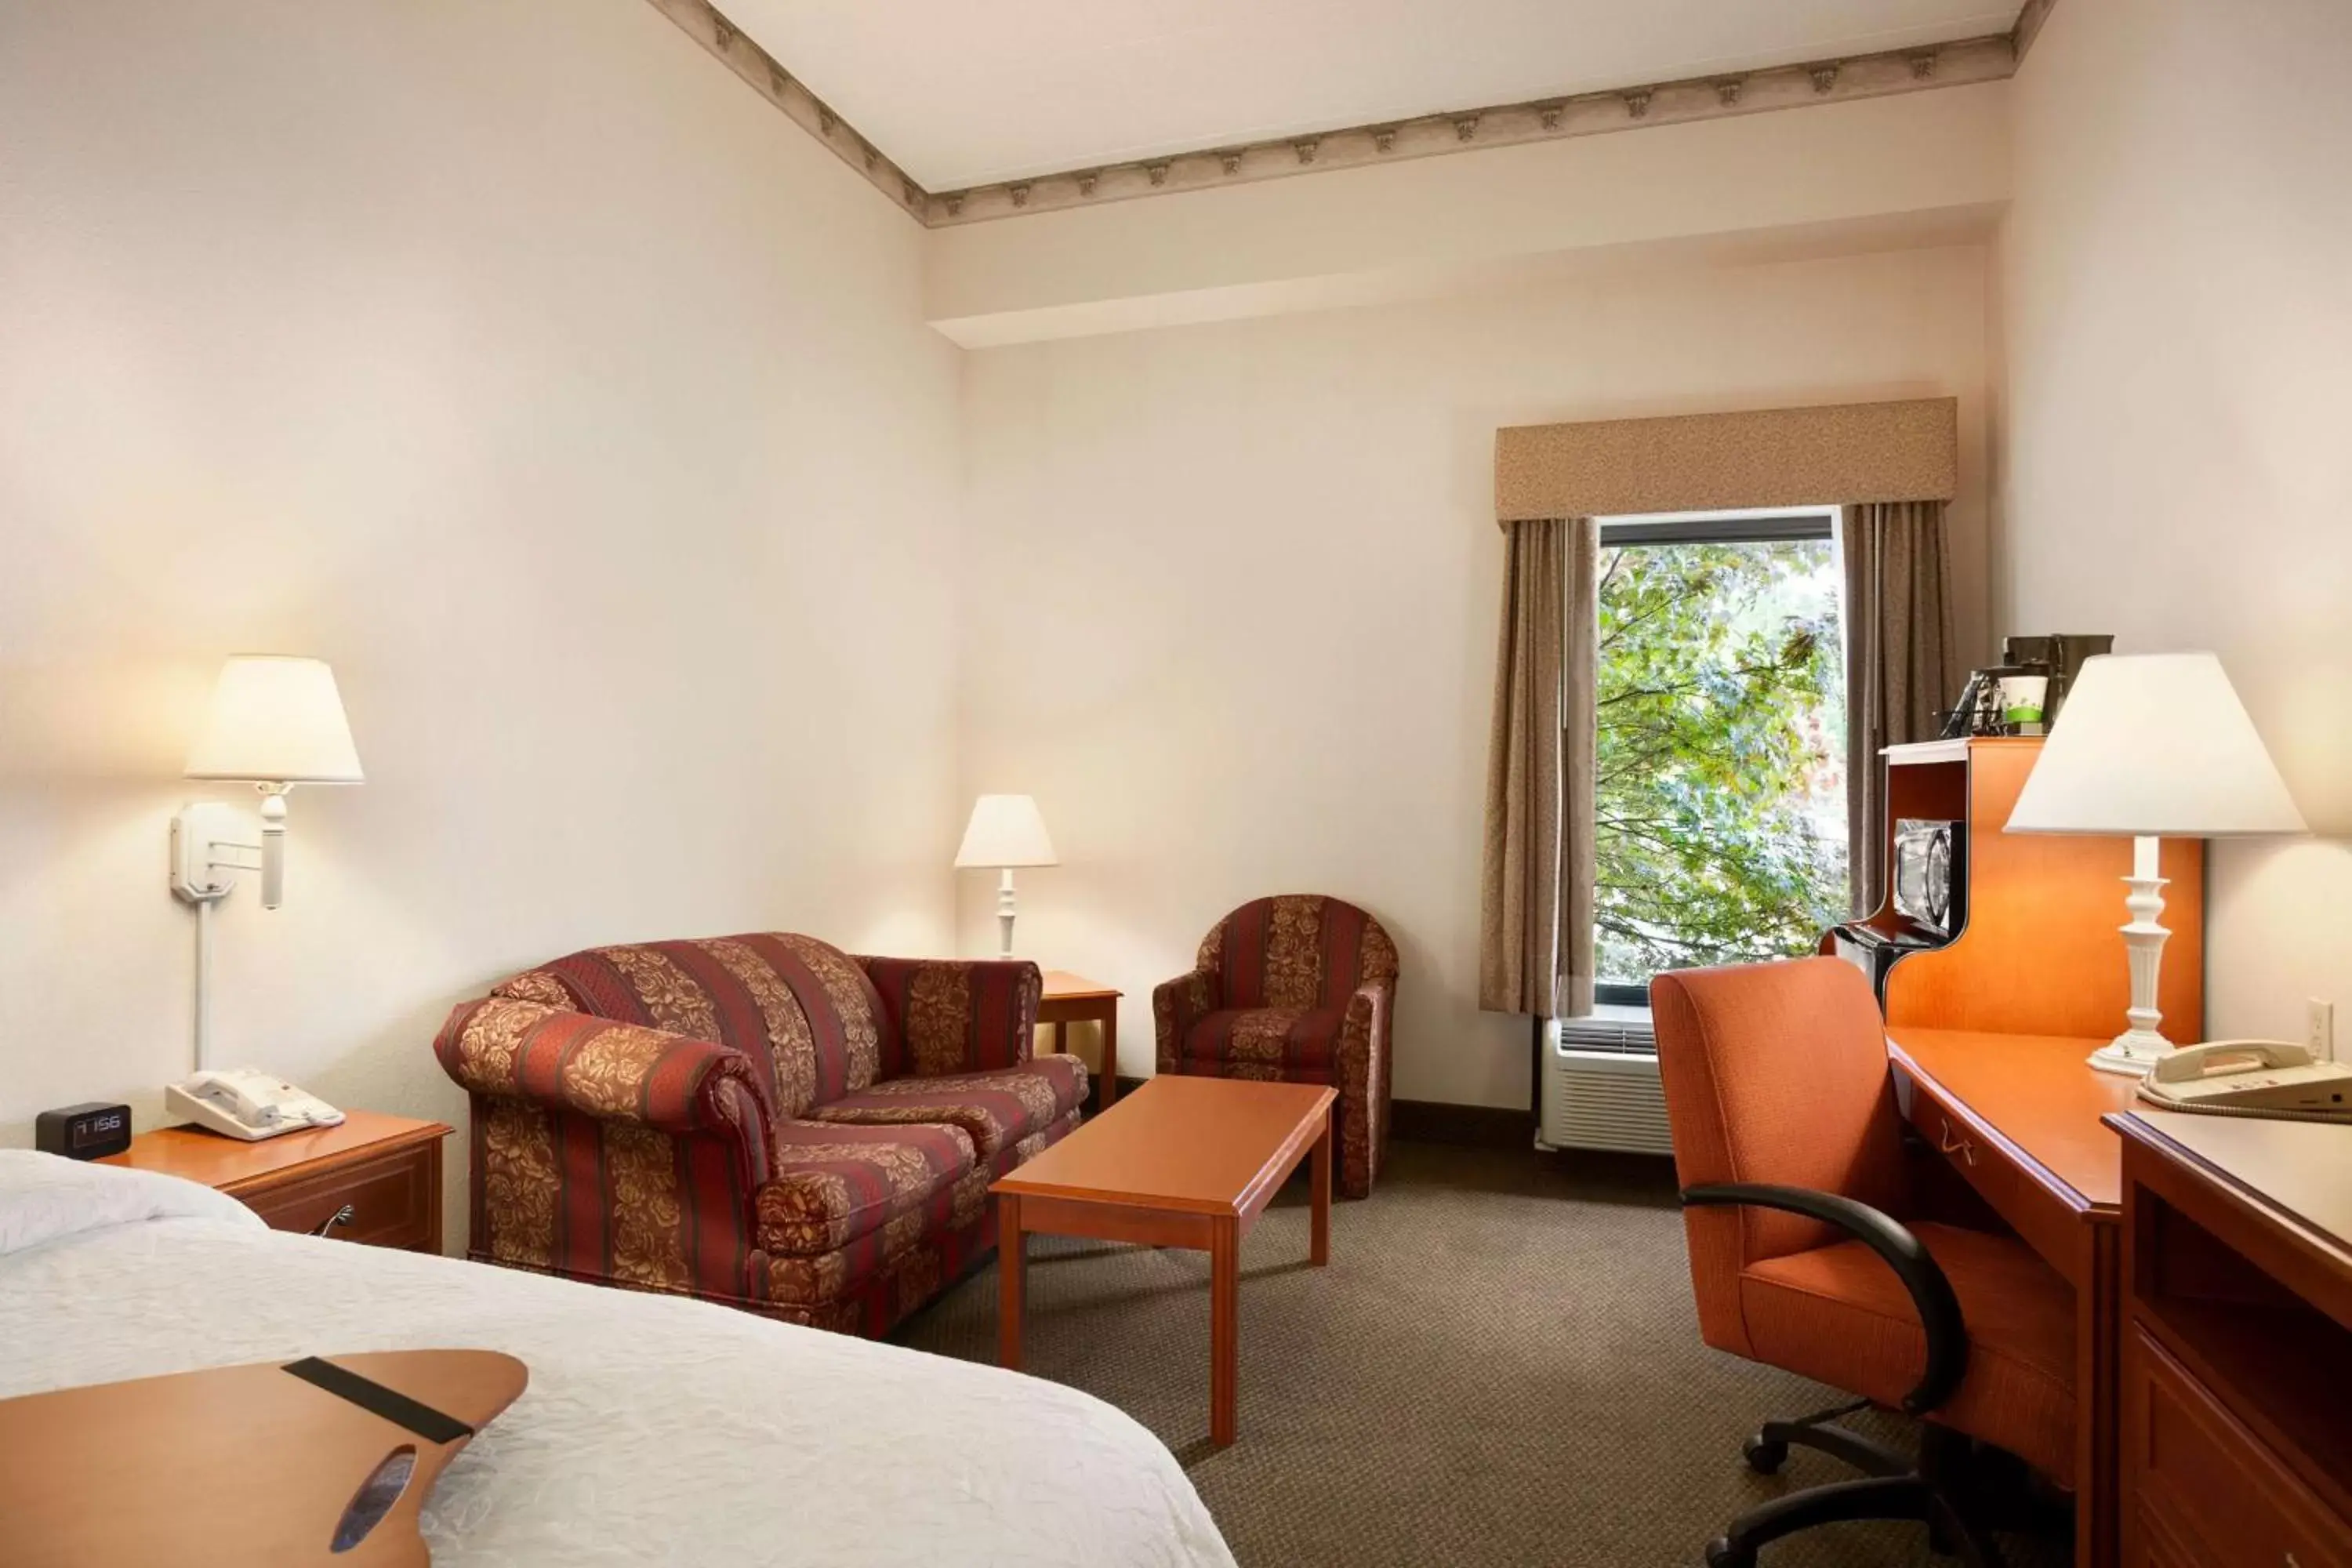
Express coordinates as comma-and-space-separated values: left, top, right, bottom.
433, 933, 1084, 1337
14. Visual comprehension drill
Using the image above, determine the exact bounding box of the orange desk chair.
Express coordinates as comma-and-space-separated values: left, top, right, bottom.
1651, 957, 2075, 1568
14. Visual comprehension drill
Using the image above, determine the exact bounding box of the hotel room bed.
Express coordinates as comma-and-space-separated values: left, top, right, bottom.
0, 1152, 1235, 1568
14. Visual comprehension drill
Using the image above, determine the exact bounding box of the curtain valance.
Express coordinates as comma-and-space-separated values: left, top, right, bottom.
1494, 397, 1958, 523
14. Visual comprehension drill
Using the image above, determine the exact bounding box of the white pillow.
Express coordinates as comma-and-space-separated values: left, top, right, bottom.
0, 1149, 263, 1257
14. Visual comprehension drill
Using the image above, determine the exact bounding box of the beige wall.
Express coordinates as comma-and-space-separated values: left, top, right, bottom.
0, 0, 965, 1244
1999, 0, 2352, 1043
960, 245, 1991, 1108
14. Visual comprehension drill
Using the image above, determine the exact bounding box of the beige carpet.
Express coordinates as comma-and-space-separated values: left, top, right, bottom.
893, 1141, 2068, 1568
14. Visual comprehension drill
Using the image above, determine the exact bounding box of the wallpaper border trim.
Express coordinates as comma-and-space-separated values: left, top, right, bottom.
649, 1, 2059, 230
642, 0, 930, 220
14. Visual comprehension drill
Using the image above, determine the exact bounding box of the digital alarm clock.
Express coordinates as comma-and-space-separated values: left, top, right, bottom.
35, 1102, 133, 1161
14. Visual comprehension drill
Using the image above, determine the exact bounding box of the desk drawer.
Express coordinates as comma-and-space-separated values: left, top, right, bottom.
236, 1143, 437, 1251
1903, 1070, 2087, 1281
2125, 1328, 2347, 1568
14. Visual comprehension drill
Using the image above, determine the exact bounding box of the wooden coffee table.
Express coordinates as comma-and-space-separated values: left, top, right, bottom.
992, 1075, 1335, 1447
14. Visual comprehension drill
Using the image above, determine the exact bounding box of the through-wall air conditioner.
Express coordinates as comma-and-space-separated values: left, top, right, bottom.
1537, 1008, 1672, 1156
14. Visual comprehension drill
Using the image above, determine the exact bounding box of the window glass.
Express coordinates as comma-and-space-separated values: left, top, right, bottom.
1592, 513, 1846, 1003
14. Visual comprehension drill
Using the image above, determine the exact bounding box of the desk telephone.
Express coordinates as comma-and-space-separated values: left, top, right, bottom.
2136, 1040, 2352, 1124
165, 1069, 344, 1142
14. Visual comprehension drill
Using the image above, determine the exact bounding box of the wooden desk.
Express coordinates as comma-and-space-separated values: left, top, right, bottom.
2109, 1112, 2352, 1567
1039, 970, 1121, 1109
1890, 1027, 2138, 1568
101, 1111, 451, 1253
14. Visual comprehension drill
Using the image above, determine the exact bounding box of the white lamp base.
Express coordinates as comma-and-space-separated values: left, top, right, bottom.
2087, 1029, 2176, 1076
995, 867, 1018, 960
2088, 835, 2174, 1076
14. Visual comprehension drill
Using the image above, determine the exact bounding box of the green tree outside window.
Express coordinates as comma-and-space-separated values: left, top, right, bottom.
1594, 537, 1847, 988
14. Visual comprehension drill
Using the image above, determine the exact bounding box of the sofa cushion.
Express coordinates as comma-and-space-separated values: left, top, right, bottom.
1178, 1007, 1349, 1076
857, 956, 1041, 1080
752, 1118, 974, 1258
494, 933, 890, 1121
807, 1054, 1088, 1160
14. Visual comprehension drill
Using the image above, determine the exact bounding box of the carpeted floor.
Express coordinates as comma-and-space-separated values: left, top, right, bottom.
893, 1140, 2069, 1568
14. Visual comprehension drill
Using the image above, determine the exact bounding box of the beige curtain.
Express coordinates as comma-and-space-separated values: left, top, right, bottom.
1842, 500, 1957, 916
1480, 517, 1599, 1017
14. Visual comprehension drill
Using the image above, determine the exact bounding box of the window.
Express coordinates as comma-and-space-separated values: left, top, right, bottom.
1590, 507, 1847, 1007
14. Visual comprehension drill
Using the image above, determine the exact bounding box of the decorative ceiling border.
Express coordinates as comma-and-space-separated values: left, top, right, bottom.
931, 34, 2016, 227
648, 0, 2058, 230
643, 0, 929, 218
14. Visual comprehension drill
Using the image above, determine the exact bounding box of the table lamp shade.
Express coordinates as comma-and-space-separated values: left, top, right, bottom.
184, 655, 364, 784
955, 793, 1057, 868
2007, 653, 2303, 838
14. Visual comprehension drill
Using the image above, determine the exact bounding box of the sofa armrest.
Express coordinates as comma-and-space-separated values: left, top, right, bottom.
433, 996, 775, 1171
855, 956, 1044, 1078
1152, 967, 1221, 1073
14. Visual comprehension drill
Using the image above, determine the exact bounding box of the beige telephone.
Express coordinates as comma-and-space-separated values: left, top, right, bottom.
2136, 1040, 2352, 1124
165, 1069, 344, 1142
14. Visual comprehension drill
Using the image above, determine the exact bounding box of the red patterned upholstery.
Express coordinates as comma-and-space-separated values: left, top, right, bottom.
1153, 895, 1398, 1198
808, 1054, 1087, 1159
495, 934, 887, 1119
437, 933, 1085, 1338
858, 955, 1042, 1080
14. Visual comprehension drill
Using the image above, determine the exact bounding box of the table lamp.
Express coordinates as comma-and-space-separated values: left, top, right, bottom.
955, 794, 1056, 959
170, 655, 364, 1068
2005, 652, 2305, 1074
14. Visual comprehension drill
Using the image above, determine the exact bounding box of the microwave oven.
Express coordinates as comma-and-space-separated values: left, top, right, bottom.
1892, 818, 1966, 940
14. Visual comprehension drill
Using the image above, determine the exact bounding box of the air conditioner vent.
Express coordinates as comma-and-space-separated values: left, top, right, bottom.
1556, 1011, 1657, 1055
1540, 1009, 1671, 1156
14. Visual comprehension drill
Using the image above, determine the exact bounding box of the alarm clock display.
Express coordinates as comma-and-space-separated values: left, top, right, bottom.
35, 1102, 133, 1161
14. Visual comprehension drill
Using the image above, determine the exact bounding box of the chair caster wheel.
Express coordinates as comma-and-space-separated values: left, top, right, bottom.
1741, 1435, 1788, 1475
1704, 1535, 1754, 1568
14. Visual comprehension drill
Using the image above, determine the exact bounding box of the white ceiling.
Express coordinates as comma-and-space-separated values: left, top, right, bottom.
720, 0, 2024, 189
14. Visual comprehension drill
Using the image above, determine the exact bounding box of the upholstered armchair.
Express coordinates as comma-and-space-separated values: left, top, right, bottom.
1153, 895, 1397, 1198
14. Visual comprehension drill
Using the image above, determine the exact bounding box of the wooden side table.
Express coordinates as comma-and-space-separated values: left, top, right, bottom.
1039, 971, 1121, 1109
101, 1109, 452, 1253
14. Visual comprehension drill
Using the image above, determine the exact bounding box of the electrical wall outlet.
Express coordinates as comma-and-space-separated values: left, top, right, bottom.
2307, 998, 2336, 1062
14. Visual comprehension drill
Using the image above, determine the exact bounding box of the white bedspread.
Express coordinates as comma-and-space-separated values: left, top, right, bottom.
0, 1152, 1234, 1568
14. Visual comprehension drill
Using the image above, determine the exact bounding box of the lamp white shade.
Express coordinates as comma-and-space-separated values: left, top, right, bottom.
184, 655, 364, 784
954, 793, 1057, 868
2007, 653, 2304, 838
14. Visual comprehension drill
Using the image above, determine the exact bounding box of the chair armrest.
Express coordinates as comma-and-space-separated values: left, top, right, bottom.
434, 996, 775, 1163
1680, 1181, 1967, 1414
855, 956, 1043, 1076
1153, 968, 1221, 1073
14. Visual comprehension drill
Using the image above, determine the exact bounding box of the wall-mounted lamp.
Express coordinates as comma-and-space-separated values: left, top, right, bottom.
169, 655, 362, 1066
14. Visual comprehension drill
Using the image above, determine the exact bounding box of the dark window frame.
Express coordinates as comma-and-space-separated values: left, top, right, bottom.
1586, 507, 1840, 1012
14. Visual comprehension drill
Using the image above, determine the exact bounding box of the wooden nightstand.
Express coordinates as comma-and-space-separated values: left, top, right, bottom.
100, 1109, 452, 1253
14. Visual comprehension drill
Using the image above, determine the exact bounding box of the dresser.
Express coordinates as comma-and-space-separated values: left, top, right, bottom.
2111, 1111, 2352, 1568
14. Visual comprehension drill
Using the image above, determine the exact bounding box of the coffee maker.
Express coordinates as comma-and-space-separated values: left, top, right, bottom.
2001, 633, 2114, 720
1940, 633, 2114, 739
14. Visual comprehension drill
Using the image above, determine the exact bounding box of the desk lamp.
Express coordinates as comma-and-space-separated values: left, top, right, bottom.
2005, 652, 2304, 1074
